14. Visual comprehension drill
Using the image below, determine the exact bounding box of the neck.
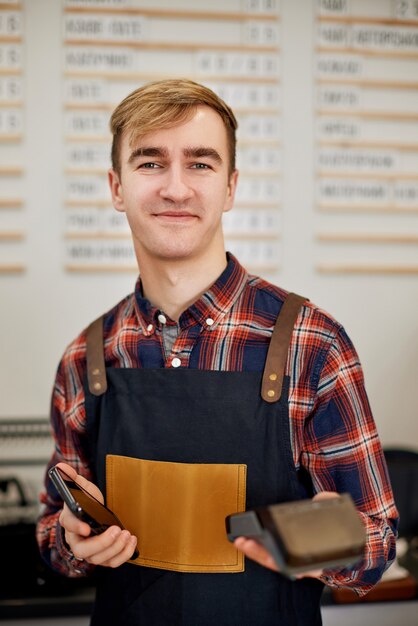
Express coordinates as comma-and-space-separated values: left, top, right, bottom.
137, 250, 228, 321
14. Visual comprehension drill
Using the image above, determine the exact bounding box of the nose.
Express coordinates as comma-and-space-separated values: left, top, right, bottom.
159, 166, 193, 203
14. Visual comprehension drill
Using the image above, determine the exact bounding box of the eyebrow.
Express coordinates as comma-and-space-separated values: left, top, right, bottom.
128, 145, 223, 165
128, 147, 168, 164
183, 146, 223, 164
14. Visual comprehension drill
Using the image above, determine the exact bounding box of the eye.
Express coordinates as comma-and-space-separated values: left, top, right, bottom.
191, 163, 211, 169
137, 162, 160, 169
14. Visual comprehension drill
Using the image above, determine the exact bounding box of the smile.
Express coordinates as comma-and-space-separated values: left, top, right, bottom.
153, 212, 198, 221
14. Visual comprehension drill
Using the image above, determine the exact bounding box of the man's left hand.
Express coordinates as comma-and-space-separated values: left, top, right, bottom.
234, 491, 339, 579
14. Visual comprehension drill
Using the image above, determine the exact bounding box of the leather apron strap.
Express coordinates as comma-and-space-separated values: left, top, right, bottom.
86, 316, 107, 396
86, 291, 307, 402
261, 292, 307, 403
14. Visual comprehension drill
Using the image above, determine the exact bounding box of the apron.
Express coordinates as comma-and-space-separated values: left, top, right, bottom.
83, 293, 324, 626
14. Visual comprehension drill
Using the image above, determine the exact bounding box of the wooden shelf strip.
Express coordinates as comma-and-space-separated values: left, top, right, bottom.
317, 263, 418, 274
0, 69, 22, 77
317, 16, 418, 27
65, 232, 131, 240
0, 264, 25, 274
318, 140, 418, 152
0, 198, 23, 208
317, 109, 418, 122
317, 172, 418, 181
66, 264, 137, 273
317, 46, 418, 59
0, 36, 21, 44
0, 134, 22, 142
64, 7, 280, 22
65, 200, 112, 208
64, 72, 280, 85
318, 204, 418, 213
317, 78, 418, 91
65, 135, 110, 143
64, 39, 280, 53
0, 231, 24, 241
317, 233, 418, 244
0, 166, 23, 175
0, 100, 23, 108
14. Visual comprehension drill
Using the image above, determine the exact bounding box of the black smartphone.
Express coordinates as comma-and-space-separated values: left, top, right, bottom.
226, 494, 366, 576
49, 465, 139, 559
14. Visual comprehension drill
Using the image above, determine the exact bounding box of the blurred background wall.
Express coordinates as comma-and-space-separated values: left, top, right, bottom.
0, 0, 417, 464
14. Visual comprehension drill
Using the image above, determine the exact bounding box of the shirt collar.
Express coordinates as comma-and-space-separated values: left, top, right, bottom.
133, 253, 248, 334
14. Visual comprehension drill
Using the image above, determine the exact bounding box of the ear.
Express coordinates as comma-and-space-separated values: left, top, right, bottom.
108, 168, 125, 212
223, 169, 239, 214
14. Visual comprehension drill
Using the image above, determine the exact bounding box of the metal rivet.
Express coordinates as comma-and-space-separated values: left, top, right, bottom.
267, 389, 275, 398
93, 382, 102, 391
92, 368, 100, 376
269, 373, 277, 381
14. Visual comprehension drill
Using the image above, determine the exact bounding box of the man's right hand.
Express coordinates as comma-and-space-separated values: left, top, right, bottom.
57, 462, 138, 568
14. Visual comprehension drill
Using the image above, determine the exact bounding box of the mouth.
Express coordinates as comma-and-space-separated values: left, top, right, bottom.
153, 211, 198, 222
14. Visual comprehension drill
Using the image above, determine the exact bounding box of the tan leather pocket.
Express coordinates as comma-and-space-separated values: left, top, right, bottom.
106, 455, 247, 573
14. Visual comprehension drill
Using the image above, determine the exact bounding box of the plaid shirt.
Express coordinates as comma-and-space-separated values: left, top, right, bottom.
37, 253, 398, 595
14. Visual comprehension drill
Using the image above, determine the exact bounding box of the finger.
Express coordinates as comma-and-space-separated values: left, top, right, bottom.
85, 527, 129, 565
234, 537, 279, 572
295, 569, 323, 580
56, 462, 104, 503
59, 502, 91, 537
70, 526, 130, 563
312, 491, 339, 502
59, 500, 91, 559
70, 526, 121, 561
99, 532, 138, 568
55, 462, 78, 480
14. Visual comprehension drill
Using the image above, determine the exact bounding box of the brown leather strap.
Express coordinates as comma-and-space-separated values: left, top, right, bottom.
261, 293, 307, 403
86, 295, 306, 400
86, 315, 107, 396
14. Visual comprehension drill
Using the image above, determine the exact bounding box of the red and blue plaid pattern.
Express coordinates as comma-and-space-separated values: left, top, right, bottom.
37, 253, 398, 594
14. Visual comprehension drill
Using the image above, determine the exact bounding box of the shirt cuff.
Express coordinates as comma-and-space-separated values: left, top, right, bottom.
56, 521, 95, 577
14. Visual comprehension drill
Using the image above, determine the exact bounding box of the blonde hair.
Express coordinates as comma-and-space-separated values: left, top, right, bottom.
110, 79, 238, 176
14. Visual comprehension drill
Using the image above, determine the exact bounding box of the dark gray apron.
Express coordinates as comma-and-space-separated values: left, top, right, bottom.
83, 293, 324, 625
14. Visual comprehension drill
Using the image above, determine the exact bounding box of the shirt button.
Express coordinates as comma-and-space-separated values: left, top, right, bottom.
171, 357, 181, 368
147, 324, 153, 332
158, 313, 167, 324
205, 318, 214, 326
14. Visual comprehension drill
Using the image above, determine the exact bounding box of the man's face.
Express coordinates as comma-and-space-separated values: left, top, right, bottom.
108, 105, 238, 264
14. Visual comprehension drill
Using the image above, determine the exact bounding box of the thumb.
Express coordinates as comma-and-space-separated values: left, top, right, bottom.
312, 490, 340, 502
56, 462, 104, 504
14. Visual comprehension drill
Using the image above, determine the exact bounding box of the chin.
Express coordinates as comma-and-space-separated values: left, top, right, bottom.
151, 244, 198, 261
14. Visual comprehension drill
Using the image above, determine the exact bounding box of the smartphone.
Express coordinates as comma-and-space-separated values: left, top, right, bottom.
226, 494, 366, 577
49, 465, 139, 559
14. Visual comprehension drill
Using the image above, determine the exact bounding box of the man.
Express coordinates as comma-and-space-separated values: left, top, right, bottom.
37, 79, 398, 625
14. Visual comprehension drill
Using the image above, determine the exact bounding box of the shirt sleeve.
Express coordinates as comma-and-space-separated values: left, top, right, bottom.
300, 326, 399, 595
36, 357, 96, 578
